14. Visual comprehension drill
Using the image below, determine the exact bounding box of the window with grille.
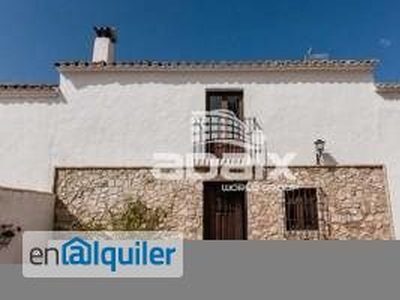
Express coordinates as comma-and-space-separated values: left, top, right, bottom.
284, 188, 319, 231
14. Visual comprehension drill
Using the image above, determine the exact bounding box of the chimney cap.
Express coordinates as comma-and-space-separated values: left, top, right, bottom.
93, 26, 117, 43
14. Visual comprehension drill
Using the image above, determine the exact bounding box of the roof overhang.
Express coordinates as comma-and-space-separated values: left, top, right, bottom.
376, 83, 400, 94
0, 84, 59, 98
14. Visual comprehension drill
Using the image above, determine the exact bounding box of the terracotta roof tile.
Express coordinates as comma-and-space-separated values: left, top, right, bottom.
0, 84, 58, 90
54, 59, 378, 72
0, 84, 59, 98
376, 82, 400, 93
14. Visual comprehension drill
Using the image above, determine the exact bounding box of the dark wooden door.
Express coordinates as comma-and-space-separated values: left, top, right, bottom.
203, 182, 247, 240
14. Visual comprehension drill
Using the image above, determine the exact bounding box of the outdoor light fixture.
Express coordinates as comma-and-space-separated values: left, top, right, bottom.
314, 139, 325, 165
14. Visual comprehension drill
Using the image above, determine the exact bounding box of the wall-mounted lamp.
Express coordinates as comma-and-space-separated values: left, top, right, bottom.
314, 139, 326, 165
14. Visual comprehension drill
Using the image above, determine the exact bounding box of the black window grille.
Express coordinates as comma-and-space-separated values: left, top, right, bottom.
284, 188, 319, 231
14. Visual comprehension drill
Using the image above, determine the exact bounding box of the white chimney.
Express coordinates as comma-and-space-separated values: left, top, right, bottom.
92, 26, 117, 63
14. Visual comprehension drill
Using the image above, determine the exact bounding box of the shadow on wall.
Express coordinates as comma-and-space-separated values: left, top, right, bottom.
0, 94, 67, 105
322, 152, 339, 166
53, 199, 83, 231
378, 93, 400, 101
64, 71, 373, 91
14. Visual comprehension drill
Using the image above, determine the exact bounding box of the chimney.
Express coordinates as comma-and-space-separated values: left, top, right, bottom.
92, 26, 117, 63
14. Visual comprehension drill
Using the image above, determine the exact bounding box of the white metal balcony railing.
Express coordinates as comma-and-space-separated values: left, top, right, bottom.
191, 109, 266, 166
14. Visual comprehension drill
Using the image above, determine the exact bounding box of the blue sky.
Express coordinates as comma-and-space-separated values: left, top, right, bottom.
0, 0, 399, 83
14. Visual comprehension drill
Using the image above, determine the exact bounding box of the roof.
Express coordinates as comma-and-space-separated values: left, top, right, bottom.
0, 84, 59, 98
55, 59, 378, 72
376, 82, 400, 93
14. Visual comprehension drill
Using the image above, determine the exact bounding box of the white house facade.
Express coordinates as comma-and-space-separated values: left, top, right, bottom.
1, 27, 399, 244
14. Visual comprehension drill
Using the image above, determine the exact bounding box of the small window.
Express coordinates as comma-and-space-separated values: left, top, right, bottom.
284, 188, 319, 231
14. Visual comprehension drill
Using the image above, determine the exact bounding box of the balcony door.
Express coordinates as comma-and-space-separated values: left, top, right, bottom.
205, 91, 244, 157
206, 91, 243, 120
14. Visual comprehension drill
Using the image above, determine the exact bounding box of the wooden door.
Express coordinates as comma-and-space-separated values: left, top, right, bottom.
203, 182, 247, 240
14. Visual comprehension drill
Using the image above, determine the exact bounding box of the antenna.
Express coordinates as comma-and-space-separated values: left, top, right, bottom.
305, 47, 330, 61
305, 47, 313, 60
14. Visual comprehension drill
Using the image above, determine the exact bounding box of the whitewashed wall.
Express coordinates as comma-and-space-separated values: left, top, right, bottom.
0, 97, 58, 192
379, 94, 400, 238
57, 70, 381, 165
0, 69, 399, 236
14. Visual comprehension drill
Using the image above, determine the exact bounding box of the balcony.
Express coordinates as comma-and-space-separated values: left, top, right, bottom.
191, 109, 266, 167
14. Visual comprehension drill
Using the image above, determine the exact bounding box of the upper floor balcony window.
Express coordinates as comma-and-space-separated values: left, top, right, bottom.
192, 91, 265, 166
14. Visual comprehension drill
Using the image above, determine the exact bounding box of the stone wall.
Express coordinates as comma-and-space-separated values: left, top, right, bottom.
54, 168, 203, 239
54, 166, 394, 240
248, 167, 393, 240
